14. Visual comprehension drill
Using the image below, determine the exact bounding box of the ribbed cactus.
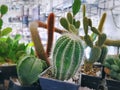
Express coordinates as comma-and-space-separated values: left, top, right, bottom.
52, 33, 84, 80
17, 55, 47, 86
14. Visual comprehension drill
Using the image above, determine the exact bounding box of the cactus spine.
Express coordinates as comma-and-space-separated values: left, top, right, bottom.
52, 33, 84, 80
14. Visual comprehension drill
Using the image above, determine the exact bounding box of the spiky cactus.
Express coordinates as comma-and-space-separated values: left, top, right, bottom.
52, 33, 84, 80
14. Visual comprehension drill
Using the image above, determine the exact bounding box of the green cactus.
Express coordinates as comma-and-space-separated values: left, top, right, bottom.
84, 35, 93, 47
97, 33, 107, 47
60, 17, 69, 30
83, 17, 89, 35
67, 12, 73, 24
97, 45, 108, 63
75, 20, 80, 29
91, 27, 100, 35
17, 55, 47, 86
88, 46, 101, 63
88, 18, 92, 27
52, 33, 84, 80
82, 4, 86, 17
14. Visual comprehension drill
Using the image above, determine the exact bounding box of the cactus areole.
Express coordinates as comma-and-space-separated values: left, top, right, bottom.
52, 33, 84, 80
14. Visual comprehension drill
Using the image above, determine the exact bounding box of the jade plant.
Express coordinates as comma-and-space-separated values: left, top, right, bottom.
15, 12, 55, 86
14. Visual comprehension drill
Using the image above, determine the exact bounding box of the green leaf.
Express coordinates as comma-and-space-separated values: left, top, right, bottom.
1, 27, 12, 36
0, 5, 8, 15
72, 0, 81, 16
0, 19, 3, 29
14, 34, 22, 41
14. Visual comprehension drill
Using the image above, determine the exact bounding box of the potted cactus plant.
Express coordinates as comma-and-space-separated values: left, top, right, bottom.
8, 12, 54, 90
38, 0, 107, 90
39, 0, 84, 90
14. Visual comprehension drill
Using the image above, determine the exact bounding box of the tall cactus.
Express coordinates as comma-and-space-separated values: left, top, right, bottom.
52, 33, 84, 80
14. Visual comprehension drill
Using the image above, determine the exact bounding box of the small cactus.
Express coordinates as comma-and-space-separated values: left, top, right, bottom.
17, 55, 47, 86
52, 33, 84, 80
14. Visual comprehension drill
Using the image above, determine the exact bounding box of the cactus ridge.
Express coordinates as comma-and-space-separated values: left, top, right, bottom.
52, 33, 84, 80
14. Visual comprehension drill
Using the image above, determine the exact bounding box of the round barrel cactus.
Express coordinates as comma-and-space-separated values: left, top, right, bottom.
17, 55, 46, 86
52, 33, 84, 80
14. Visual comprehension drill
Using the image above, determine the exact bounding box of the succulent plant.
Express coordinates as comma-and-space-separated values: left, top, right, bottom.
17, 55, 47, 86
82, 5, 108, 72
104, 56, 120, 80
52, 33, 84, 80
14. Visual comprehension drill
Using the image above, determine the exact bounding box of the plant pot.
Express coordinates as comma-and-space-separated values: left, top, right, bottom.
39, 67, 80, 90
80, 64, 105, 89
0, 65, 17, 83
106, 79, 120, 90
8, 78, 41, 90
81, 74, 102, 89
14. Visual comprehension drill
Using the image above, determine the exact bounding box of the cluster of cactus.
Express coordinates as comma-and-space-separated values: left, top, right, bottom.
60, 12, 80, 35
16, 13, 55, 86
52, 33, 84, 80
104, 56, 120, 80
82, 5, 108, 72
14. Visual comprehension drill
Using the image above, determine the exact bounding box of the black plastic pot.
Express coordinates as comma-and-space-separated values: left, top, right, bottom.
0, 65, 17, 83
8, 78, 41, 90
81, 74, 102, 89
106, 79, 120, 90
39, 67, 80, 90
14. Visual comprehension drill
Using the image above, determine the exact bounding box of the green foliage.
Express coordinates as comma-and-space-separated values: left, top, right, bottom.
17, 55, 47, 86
104, 56, 120, 80
0, 34, 34, 63
72, 0, 81, 16
0, 5, 8, 15
0, 5, 12, 37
